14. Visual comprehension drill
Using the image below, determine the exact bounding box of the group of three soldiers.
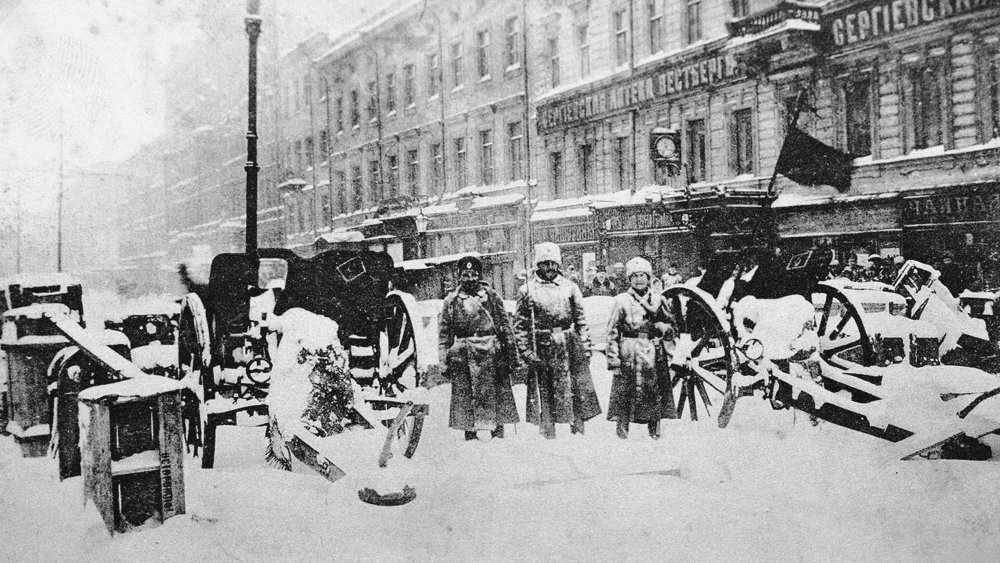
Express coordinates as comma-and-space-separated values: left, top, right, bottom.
438, 241, 677, 441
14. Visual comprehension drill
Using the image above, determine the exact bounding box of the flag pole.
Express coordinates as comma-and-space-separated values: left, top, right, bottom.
766, 89, 806, 199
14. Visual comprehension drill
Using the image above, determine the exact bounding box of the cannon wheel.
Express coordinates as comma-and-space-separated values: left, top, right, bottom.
661, 286, 739, 427
813, 284, 875, 368
178, 293, 211, 465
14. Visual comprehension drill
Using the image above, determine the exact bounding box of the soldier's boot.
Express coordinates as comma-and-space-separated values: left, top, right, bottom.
648, 421, 661, 439
541, 422, 556, 439
616, 420, 629, 440
491, 425, 505, 439
464, 431, 477, 441
571, 417, 585, 435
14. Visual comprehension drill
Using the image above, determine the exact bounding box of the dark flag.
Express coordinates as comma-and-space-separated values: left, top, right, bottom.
774, 125, 854, 192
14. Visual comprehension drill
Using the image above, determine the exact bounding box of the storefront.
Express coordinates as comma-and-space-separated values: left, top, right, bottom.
775, 193, 902, 258
422, 196, 525, 299
902, 183, 1000, 265
530, 208, 600, 282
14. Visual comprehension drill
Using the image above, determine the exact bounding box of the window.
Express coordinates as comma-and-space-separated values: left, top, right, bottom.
294, 140, 302, 169
648, 0, 663, 54
297, 199, 306, 233
579, 144, 594, 194
385, 72, 396, 114
388, 154, 399, 196
688, 119, 707, 183
686, 0, 702, 44
336, 97, 344, 132
508, 121, 524, 181
990, 54, 1000, 139
305, 136, 314, 168
480, 129, 494, 184
335, 170, 346, 214
732, 0, 749, 18
294, 78, 301, 111
350, 90, 359, 127
369, 159, 381, 203
550, 151, 563, 198
845, 78, 872, 157
431, 142, 443, 192
577, 24, 590, 78
549, 37, 560, 87
406, 149, 419, 196
614, 9, 628, 67
505, 16, 520, 68
367, 80, 377, 121
319, 130, 329, 159
911, 63, 944, 150
321, 194, 331, 226
451, 42, 464, 88
731, 108, 755, 175
303, 73, 312, 107
477, 30, 490, 79
403, 64, 415, 107
454, 137, 468, 188
428, 52, 440, 97
613, 137, 628, 190
351, 165, 363, 211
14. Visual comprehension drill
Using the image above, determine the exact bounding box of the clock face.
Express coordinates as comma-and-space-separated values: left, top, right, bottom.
655, 137, 676, 158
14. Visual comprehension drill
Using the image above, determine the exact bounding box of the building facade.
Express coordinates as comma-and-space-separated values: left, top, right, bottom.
115, 0, 1000, 298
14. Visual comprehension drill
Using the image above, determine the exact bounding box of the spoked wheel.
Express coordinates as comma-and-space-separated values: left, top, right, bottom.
378, 292, 421, 393
813, 284, 875, 368
178, 293, 211, 465
662, 286, 739, 427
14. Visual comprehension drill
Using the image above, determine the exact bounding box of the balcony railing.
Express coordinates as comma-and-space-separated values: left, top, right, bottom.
727, 1, 822, 38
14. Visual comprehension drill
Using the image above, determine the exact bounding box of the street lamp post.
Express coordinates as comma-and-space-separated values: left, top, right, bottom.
245, 0, 262, 254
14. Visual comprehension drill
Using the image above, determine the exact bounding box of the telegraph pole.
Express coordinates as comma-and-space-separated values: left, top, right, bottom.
245, 0, 262, 254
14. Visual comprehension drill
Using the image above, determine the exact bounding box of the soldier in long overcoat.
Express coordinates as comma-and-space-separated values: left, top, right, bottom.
439, 256, 521, 441
514, 242, 602, 438
606, 257, 677, 439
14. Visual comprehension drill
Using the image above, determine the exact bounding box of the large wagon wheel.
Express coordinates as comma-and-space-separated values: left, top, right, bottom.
661, 286, 739, 427
813, 284, 875, 368
370, 292, 425, 456
178, 293, 212, 465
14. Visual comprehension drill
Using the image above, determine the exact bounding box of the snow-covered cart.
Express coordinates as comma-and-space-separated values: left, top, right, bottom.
176, 249, 428, 487
661, 252, 1000, 460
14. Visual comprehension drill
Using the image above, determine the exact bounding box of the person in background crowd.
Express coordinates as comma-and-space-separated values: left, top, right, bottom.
983, 250, 1000, 291
439, 256, 521, 441
585, 265, 598, 287
866, 255, 884, 283
606, 257, 676, 439
685, 265, 707, 287
609, 262, 627, 287
516, 269, 528, 287
842, 254, 860, 281
565, 264, 582, 287
939, 251, 968, 295
716, 261, 743, 309
514, 242, 602, 439
650, 278, 664, 295
826, 258, 843, 280
661, 263, 683, 287
584, 265, 617, 297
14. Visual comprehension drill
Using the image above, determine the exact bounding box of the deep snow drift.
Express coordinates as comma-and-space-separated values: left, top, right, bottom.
3, 294, 1000, 561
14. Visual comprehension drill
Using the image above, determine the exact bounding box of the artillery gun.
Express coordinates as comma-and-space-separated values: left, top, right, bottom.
659, 251, 1000, 460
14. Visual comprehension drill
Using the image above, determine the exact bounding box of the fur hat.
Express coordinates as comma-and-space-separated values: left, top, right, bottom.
625, 257, 653, 278
534, 242, 562, 265
456, 255, 483, 275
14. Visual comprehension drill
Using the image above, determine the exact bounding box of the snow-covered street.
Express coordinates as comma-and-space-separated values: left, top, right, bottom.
3, 351, 1000, 562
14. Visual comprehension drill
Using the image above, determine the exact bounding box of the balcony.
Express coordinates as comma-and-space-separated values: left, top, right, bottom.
726, 1, 822, 39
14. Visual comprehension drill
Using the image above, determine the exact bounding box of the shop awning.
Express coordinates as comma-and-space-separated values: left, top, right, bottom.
775, 191, 901, 239
424, 251, 512, 266
395, 258, 432, 271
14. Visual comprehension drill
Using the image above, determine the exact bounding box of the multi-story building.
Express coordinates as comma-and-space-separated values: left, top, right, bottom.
117, 0, 1000, 298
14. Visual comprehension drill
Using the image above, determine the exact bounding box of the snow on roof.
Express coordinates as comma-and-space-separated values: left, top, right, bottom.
531, 207, 593, 223
470, 193, 524, 210
424, 251, 512, 266
78, 375, 185, 402
773, 191, 900, 209
395, 258, 431, 271
318, 230, 365, 243
2, 303, 71, 320
725, 19, 821, 49
2, 272, 79, 290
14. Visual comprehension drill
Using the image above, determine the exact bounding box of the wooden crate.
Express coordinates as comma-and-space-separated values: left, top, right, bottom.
79, 377, 185, 534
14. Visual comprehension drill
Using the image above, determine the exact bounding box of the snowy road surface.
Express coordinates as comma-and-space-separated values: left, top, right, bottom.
3, 354, 1000, 562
